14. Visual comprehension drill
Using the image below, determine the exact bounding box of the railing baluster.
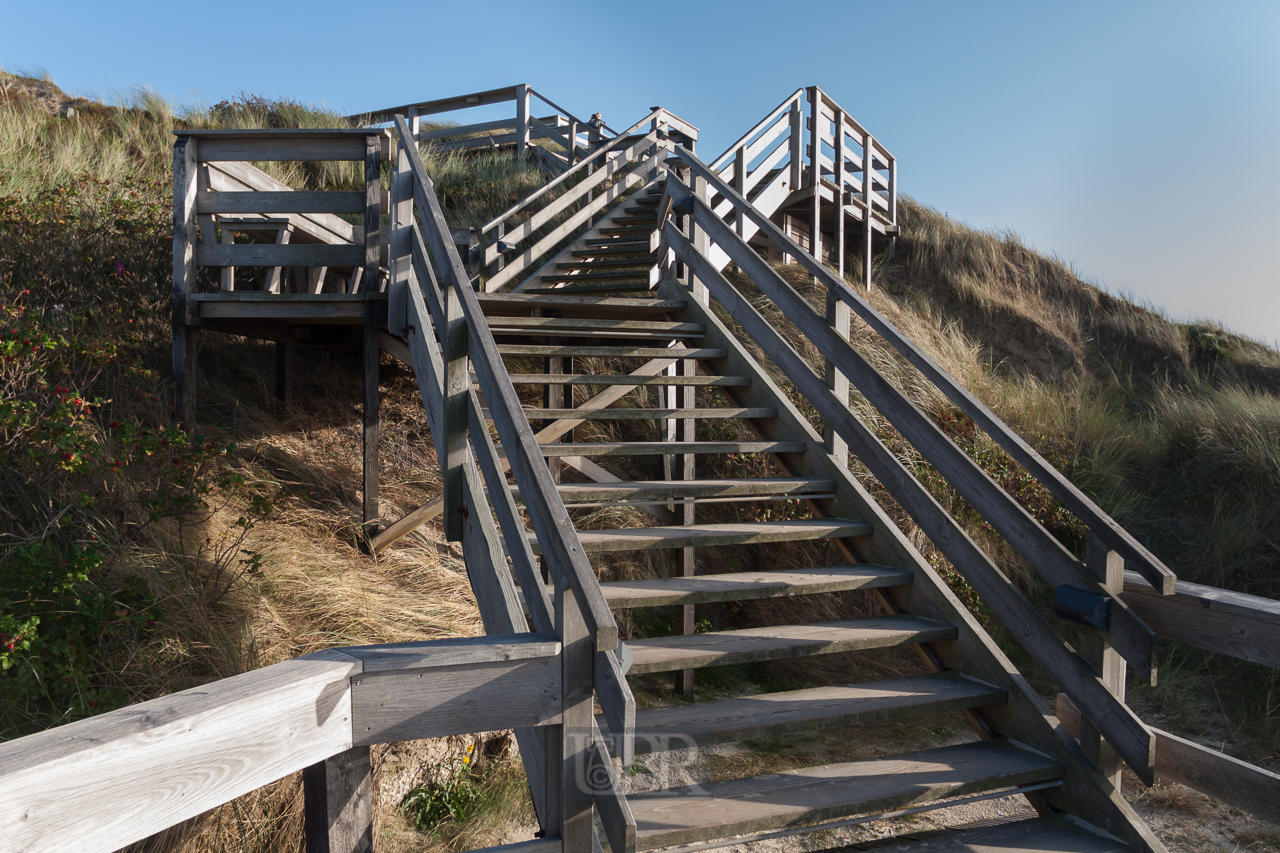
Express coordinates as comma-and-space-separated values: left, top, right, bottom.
1081, 535, 1126, 791
443, 279, 468, 542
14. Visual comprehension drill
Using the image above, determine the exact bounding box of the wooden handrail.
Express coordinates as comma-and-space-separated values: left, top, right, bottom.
668, 144, 1175, 596
0, 635, 562, 853
659, 182, 1155, 785
393, 116, 618, 652
480, 108, 665, 235
709, 88, 805, 171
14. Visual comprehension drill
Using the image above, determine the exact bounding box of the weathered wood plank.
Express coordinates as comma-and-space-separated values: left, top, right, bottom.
303, 745, 372, 853
197, 243, 364, 267
626, 615, 956, 674
614, 672, 1004, 754
0, 650, 361, 853
194, 135, 372, 162
338, 634, 559, 672
882, 814, 1128, 853
351, 657, 562, 745
497, 345, 726, 358
544, 477, 833, 503
198, 190, 366, 214
504, 373, 748, 387
507, 440, 806, 458
1123, 571, 1280, 668
600, 564, 910, 609
203, 160, 357, 245
628, 739, 1061, 851
504, 407, 776, 421
533, 520, 872, 554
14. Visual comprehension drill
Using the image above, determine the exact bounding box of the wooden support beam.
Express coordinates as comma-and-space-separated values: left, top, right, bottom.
559, 590, 595, 853
276, 342, 294, 402
1080, 535, 1125, 791
304, 746, 373, 853
516, 84, 531, 158
808, 87, 822, 269
362, 304, 380, 535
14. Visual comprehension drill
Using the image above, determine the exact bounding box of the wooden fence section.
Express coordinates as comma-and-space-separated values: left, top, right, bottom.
0, 635, 563, 853
354, 84, 635, 175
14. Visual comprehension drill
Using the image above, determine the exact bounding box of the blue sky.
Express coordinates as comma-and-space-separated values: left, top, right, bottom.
4, 0, 1278, 345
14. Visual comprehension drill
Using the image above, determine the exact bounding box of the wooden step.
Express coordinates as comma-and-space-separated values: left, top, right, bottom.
556, 259, 660, 270
625, 614, 955, 674
497, 345, 726, 358
507, 440, 805, 458
598, 226, 655, 236
535, 519, 873, 554
485, 317, 703, 335
522, 283, 654, 295
882, 814, 1129, 853
627, 739, 1063, 850
569, 247, 656, 258
502, 374, 751, 387
517, 406, 777, 421
477, 293, 682, 318
539, 272, 651, 284
600, 563, 909, 608
609, 672, 1005, 753
552, 477, 831, 502
583, 238, 650, 248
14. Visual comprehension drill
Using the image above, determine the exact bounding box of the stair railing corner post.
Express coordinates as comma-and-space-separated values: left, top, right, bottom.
558, 581, 596, 853
389, 129, 414, 336
303, 745, 374, 853
516, 84, 531, 159
443, 279, 468, 543
808, 87, 822, 272
1081, 534, 1127, 791
789, 96, 803, 191
862, 132, 875, 292
361, 135, 383, 535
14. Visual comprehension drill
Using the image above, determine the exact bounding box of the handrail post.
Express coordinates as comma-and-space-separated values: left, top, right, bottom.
362, 134, 383, 535
304, 746, 373, 853
807, 87, 822, 268
862, 131, 875, 292
1082, 534, 1126, 791
833, 108, 846, 278
389, 134, 413, 337
733, 146, 747, 237
443, 279, 468, 542
516, 84, 531, 159
689, 152, 709, 306
558, 583, 596, 853
788, 97, 803, 191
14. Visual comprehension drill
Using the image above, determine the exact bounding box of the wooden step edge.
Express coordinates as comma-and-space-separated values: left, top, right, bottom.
623, 613, 955, 674
628, 739, 1064, 850
522, 284, 655, 295
600, 563, 910, 609
510, 407, 777, 421
874, 814, 1129, 853
550, 476, 834, 500
600, 671, 1003, 754
496, 345, 727, 358
507, 440, 806, 458
500, 374, 750, 387
539, 519, 873, 553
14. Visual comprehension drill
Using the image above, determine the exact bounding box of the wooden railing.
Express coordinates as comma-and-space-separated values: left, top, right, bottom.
0, 634, 566, 853
655, 148, 1178, 788
386, 114, 637, 852
478, 108, 695, 293
356, 84, 622, 176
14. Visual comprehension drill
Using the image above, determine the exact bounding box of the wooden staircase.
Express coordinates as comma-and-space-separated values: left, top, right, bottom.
469, 181, 1156, 852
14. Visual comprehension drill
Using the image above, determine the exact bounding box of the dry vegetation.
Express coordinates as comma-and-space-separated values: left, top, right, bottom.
3, 65, 1280, 852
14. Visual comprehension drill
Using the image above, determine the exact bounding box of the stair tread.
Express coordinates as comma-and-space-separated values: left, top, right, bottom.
503, 374, 751, 387
600, 563, 910, 608
509, 440, 806, 457
628, 739, 1062, 849
540, 272, 652, 282
569, 248, 657, 257
882, 814, 1128, 852
497, 345, 727, 358
535, 519, 873, 553
519, 407, 776, 421
553, 477, 831, 500
485, 317, 701, 332
523, 283, 655, 295
477, 293, 679, 314
625, 614, 955, 673
612, 671, 1003, 751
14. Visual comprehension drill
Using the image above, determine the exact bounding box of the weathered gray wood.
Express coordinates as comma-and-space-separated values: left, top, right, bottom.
0, 650, 361, 853
498, 345, 726, 358
593, 645, 635, 766
478, 292, 684, 316
362, 300, 379, 532
545, 477, 833, 503
589, 716, 638, 853
197, 190, 366, 214
442, 281, 467, 542
558, 590, 596, 853
682, 148, 1174, 594
1080, 536, 1125, 790
190, 133, 377, 163
418, 117, 519, 140
881, 814, 1128, 853
304, 745, 373, 853
196, 243, 364, 267
508, 440, 806, 458
275, 341, 294, 402
388, 142, 414, 336
203, 160, 357, 244
709, 88, 804, 170
486, 316, 703, 334
351, 657, 562, 744
360, 85, 520, 123
516, 83, 531, 157
1057, 693, 1280, 824
197, 299, 369, 321
507, 407, 776, 421
338, 633, 559, 672
627, 739, 1062, 851
665, 224, 1158, 786
172, 135, 199, 428
600, 564, 910, 608
504, 373, 748, 387
613, 672, 1004, 755
534, 519, 872, 554
661, 279, 1165, 852
626, 615, 956, 674
1123, 571, 1280, 668
673, 181, 1159, 684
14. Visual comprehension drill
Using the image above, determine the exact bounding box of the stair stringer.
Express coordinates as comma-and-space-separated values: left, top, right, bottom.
705, 167, 792, 272
660, 278, 1166, 853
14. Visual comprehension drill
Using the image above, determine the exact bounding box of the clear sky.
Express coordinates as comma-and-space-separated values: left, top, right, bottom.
4, 0, 1278, 345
